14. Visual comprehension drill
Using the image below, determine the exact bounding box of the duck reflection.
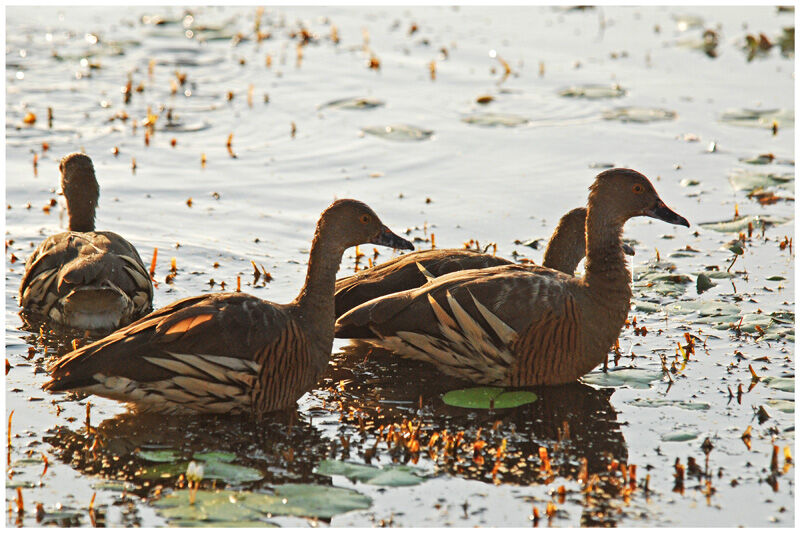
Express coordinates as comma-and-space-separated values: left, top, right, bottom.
324, 342, 628, 481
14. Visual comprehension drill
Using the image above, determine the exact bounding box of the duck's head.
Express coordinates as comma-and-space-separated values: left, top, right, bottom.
59, 153, 99, 232
589, 168, 689, 228
319, 199, 415, 252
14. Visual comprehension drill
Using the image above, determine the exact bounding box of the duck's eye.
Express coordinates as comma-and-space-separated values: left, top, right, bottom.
360, 214, 371, 224
632, 184, 644, 194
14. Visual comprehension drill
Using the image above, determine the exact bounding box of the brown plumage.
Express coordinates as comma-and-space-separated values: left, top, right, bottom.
44, 199, 414, 416
335, 169, 689, 386
19, 153, 153, 331
334, 206, 634, 318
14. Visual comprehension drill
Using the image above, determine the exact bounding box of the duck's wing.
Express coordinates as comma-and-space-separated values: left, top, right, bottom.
43, 292, 300, 414
334, 248, 511, 317
19, 231, 153, 320
335, 264, 577, 384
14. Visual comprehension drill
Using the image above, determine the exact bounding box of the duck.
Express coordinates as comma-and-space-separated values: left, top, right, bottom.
335, 169, 689, 386
43, 199, 414, 416
334, 206, 634, 318
19, 153, 153, 332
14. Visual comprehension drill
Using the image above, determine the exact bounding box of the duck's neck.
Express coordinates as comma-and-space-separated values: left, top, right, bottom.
583, 207, 631, 302
543, 218, 585, 275
67, 202, 96, 233
293, 228, 345, 344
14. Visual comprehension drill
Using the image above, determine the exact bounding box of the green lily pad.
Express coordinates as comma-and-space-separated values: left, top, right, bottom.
767, 399, 794, 413
6, 479, 36, 488
461, 113, 529, 127
662, 431, 699, 442
153, 485, 372, 523
720, 108, 794, 129
739, 154, 794, 166
322, 97, 384, 110
767, 276, 786, 281
699, 214, 789, 233
582, 368, 664, 389
442, 387, 537, 409
713, 313, 773, 333
632, 300, 662, 314
558, 84, 626, 99
728, 169, 793, 192
142, 460, 263, 484
137, 449, 181, 463
763, 377, 795, 393
696, 273, 715, 294
317, 460, 425, 486
702, 270, 736, 279
362, 124, 433, 141
194, 451, 237, 463
603, 107, 677, 123
627, 398, 710, 410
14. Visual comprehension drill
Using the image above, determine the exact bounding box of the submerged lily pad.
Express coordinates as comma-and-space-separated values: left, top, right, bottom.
317, 460, 425, 486
603, 107, 676, 123
362, 124, 433, 141
763, 377, 795, 393
322, 97, 384, 110
728, 169, 793, 192
461, 113, 529, 127
442, 387, 537, 409
582, 368, 664, 389
628, 398, 710, 410
138, 449, 181, 463
720, 108, 794, 129
767, 399, 794, 413
558, 84, 626, 99
153, 485, 371, 524
661, 431, 699, 442
699, 214, 789, 233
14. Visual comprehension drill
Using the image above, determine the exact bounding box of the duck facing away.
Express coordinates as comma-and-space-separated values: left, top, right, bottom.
44, 199, 414, 416
333, 206, 634, 318
19, 153, 153, 332
335, 169, 689, 386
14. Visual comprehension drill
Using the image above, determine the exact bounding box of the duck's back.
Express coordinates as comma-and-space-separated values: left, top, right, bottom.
20, 230, 153, 330
334, 248, 511, 317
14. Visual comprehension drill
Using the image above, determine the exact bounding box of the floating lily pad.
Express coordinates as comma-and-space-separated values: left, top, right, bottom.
362, 124, 433, 141
662, 431, 699, 442
673, 13, 704, 31
322, 97, 384, 110
767, 399, 794, 413
160, 120, 212, 133
728, 169, 793, 192
628, 398, 710, 410
582, 368, 664, 389
7, 479, 36, 488
739, 154, 794, 166
194, 451, 237, 463
763, 377, 795, 393
461, 113, 529, 127
713, 313, 773, 333
317, 460, 425, 486
93, 480, 133, 492
680, 178, 700, 187
142, 459, 263, 484
720, 108, 794, 129
442, 387, 537, 409
699, 214, 789, 233
767, 275, 786, 281
153, 485, 372, 524
603, 107, 676, 123
632, 300, 661, 314
558, 84, 626, 99
138, 449, 181, 463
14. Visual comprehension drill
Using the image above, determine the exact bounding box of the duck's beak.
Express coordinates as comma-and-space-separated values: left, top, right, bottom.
371, 225, 415, 251
644, 200, 690, 227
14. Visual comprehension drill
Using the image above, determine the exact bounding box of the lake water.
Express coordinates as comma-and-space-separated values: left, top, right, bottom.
5, 5, 795, 527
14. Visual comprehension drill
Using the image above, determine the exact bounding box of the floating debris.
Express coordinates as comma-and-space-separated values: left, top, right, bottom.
603, 107, 677, 123
362, 125, 433, 141
461, 113, 529, 127
558, 84, 626, 99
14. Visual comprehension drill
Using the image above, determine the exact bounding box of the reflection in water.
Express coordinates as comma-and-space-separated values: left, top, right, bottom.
41, 337, 633, 526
